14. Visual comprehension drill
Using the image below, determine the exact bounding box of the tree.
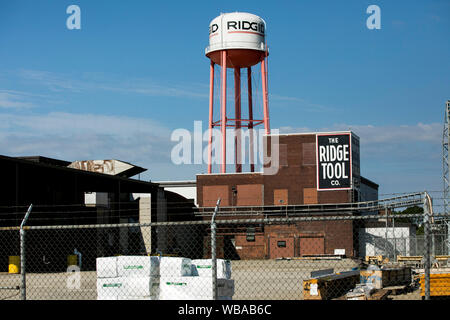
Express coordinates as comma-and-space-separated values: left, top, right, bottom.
392, 206, 424, 234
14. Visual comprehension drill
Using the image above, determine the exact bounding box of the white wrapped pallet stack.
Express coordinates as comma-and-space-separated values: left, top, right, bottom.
191, 259, 232, 279
117, 255, 160, 277
96, 256, 160, 300
159, 277, 234, 300
97, 255, 235, 300
118, 276, 160, 300
159, 257, 192, 277
96, 256, 118, 278
97, 276, 160, 300
97, 277, 123, 300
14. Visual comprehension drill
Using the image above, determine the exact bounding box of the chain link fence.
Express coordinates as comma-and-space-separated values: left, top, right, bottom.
0, 204, 449, 300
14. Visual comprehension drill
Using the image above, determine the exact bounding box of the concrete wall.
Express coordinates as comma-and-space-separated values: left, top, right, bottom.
358, 226, 416, 257
163, 186, 197, 206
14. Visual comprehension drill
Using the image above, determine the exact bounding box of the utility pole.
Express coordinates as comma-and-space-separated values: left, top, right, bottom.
443, 100, 450, 255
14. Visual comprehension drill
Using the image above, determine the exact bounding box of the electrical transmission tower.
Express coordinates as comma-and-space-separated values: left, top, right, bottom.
443, 100, 450, 254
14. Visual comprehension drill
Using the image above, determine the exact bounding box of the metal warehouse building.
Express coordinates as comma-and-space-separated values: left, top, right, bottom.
0, 155, 201, 272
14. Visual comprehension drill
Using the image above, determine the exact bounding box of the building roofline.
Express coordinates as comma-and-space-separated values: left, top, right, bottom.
196, 172, 263, 177
270, 130, 359, 139
361, 176, 379, 189
156, 180, 197, 187
14, 156, 72, 167
0, 154, 159, 188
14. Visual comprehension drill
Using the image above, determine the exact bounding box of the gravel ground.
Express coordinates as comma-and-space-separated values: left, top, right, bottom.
0, 259, 425, 300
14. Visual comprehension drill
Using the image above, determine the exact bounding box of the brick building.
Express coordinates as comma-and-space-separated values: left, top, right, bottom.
196, 132, 378, 259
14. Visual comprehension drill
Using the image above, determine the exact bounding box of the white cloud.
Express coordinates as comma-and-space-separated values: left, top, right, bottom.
0, 113, 444, 190
0, 112, 174, 169
17, 69, 208, 99
280, 122, 442, 171
280, 122, 442, 144
0, 91, 35, 108
280, 122, 443, 197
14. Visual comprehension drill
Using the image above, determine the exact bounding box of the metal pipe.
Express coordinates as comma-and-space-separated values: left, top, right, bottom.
221, 51, 227, 173
12, 213, 433, 230
385, 207, 388, 259
74, 248, 82, 270
234, 67, 242, 173
211, 198, 221, 300
424, 193, 431, 300
208, 61, 215, 174
20, 204, 33, 300
261, 55, 270, 135
393, 211, 397, 262
247, 67, 254, 172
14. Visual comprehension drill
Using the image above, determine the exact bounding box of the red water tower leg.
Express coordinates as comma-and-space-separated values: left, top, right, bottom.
207, 61, 214, 174
247, 67, 254, 172
221, 50, 227, 173
261, 56, 270, 135
234, 67, 242, 173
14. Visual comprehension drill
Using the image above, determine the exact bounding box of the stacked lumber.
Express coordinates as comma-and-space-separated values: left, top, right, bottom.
345, 288, 391, 300
360, 266, 411, 289
303, 270, 360, 300
365, 255, 384, 264
420, 272, 450, 297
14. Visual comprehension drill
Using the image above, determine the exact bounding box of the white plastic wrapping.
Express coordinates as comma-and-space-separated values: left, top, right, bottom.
191, 259, 232, 279
117, 255, 160, 277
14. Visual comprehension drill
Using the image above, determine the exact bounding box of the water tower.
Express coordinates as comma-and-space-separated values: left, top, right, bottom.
205, 12, 270, 174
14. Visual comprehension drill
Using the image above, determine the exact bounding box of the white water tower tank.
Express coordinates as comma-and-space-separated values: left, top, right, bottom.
205, 12, 268, 68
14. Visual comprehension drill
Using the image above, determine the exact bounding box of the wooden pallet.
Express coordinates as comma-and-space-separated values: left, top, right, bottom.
368, 289, 391, 300
365, 255, 384, 264
383, 285, 408, 295
334, 289, 391, 300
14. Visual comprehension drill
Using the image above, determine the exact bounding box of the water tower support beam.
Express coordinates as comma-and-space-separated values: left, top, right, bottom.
221, 50, 227, 173
207, 61, 215, 174
261, 55, 270, 135
247, 67, 254, 172
234, 67, 242, 173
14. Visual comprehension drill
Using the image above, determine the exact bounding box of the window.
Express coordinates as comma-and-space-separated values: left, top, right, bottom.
279, 144, 288, 167
246, 227, 255, 242
277, 241, 286, 248
246, 234, 255, 242
303, 188, 318, 204
302, 142, 315, 166
274, 189, 288, 205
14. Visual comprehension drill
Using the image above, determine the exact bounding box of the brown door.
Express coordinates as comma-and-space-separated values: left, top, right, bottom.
299, 236, 324, 255
269, 236, 294, 259
236, 184, 263, 206
203, 185, 229, 207
303, 188, 318, 204
274, 189, 288, 205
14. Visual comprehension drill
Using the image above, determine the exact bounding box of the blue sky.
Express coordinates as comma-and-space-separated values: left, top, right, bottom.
0, 1, 449, 208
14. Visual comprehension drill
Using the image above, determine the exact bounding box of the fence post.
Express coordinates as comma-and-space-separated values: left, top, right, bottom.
423, 194, 431, 300
392, 209, 397, 262
211, 198, 221, 300
384, 206, 388, 259
20, 204, 33, 301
